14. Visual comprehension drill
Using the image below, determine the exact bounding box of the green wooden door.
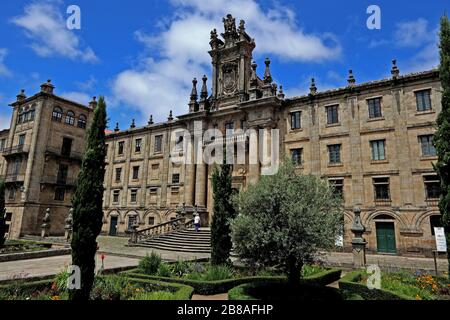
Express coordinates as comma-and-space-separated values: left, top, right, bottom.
376, 222, 396, 253
109, 216, 118, 236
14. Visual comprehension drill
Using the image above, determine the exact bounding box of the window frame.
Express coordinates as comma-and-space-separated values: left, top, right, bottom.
367, 97, 383, 119
370, 139, 386, 161
326, 105, 339, 125
65, 111, 75, 126
419, 135, 436, 157
52, 106, 63, 122
415, 89, 432, 112
373, 177, 390, 201
327, 144, 342, 164
290, 111, 301, 129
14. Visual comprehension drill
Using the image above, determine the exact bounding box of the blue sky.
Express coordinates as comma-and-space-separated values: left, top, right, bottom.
0, 0, 447, 130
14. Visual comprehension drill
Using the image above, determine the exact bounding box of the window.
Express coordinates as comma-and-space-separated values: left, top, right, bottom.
118, 141, 124, 155
57, 164, 69, 184
77, 115, 87, 129
8, 188, 16, 200
0, 139, 5, 151
368, 98, 382, 119
326, 105, 339, 124
65, 111, 75, 125
291, 148, 302, 166
135, 139, 142, 153
329, 179, 344, 198
130, 189, 138, 203
154, 135, 163, 153
128, 216, 137, 230
54, 187, 65, 201
225, 122, 234, 131
430, 215, 443, 235
371, 140, 386, 161
172, 173, 180, 184
28, 105, 36, 121
373, 177, 390, 200
419, 135, 436, 156
18, 134, 26, 146
424, 175, 440, 200
113, 190, 120, 203
175, 134, 184, 151
61, 137, 72, 157
132, 166, 140, 180
52, 107, 63, 122
148, 217, 155, 225
290, 111, 301, 129
416, 89, 432, 111
115, 168, 122, 182
328, 144, 341, 164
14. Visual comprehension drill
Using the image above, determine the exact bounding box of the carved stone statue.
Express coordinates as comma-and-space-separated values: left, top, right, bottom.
64, 208, 73, 242
223, 14, 236, 33
41, 208, 51, 238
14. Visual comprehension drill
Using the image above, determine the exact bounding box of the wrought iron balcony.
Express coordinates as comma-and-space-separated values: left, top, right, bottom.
45, 146, 83, 161
2, 145, 30, 157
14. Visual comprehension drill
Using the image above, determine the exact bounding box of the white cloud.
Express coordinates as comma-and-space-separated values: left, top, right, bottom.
394, 18, 432, 48
60, 91, 91, 105
0, 49, 12, 77
111, 0, 341, 123
11, 2, 98, 63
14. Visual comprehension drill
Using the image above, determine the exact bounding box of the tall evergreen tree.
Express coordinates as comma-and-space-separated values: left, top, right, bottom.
70, 97, 107, 300
211, 161, 236, 266
434, 15, 450, 277
0, 180, 6, 247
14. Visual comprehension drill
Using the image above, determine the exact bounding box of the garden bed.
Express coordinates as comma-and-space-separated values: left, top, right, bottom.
338, 270, 450, 300
0, 240, 53, 254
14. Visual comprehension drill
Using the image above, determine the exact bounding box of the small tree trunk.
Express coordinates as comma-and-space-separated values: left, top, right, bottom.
287, 255, 303, 287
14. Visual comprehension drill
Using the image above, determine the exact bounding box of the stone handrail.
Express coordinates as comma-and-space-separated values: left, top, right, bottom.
129, 217, 195, 244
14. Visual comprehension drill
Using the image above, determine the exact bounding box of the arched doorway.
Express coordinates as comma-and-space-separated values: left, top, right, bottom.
374, 214, 397, 253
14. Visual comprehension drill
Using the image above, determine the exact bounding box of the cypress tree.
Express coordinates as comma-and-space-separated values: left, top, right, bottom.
211, 161, 236, 266
434, 15, 450, 277
69, 96, 107, 300
0, 180, 6, 247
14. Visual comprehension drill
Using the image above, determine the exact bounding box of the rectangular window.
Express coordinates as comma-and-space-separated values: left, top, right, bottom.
419, 135, 436, 156
132, 166, 140, 180
370, 140, 386, 161
54, 187, 65, 201
326, 105, 339, 124
424, 175, 441, 200
115, 168, 122, 182
430, 215, 442, 235
416, 89, 432, 111
8, 188, 16, 200
130, 189, 138, 203
57, 164, 69, 184
18, 134, 26, 146
368, 98, 382, 119
0, 139, 6, 151
172, 173, 180, 184
118, 141, 124, 155
291, 148, 302, 166
154, 135, 163, 153
135, 139, 142, 153
328, 144, 341, 164
290, 111, 301, 129
329, 179, 344, 198
128, 216, 137, 230
373, 177, 390, 200
113, 190, 120, 203
61, 137, 73, 157
148, 217, 155, 225
225, 122, 234, 131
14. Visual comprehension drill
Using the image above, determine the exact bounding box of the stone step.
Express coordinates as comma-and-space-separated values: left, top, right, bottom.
136, 243, 211, 253
145, 238, 211, 246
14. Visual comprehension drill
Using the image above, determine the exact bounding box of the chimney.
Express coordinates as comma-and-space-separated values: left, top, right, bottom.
40, 79, 55, 94
16, 89, 26, 102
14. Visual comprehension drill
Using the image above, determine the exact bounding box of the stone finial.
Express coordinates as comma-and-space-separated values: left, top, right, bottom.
347, 69, 356, 87
64, 208, 73, 241
16, 89, 26, 102
114, 122, 120, 132
40, 79, 55, 94
148, 115, 154, 125
130, 119, 136, 129
223, 14, 236, 33
391, 59, 400, 79
278, 85, 285, 99
309, 78, 317, 95
250, 60, 258, 85
264, 58, 272, 84
351, 207, 365, 236
168, 110, 174, 121
89, 96, 97, 108
200, 75, 208, 101
210, 29, 218, 41
190, 78, 198, 102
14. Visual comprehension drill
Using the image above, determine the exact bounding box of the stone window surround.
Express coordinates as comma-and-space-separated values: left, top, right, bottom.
366, 95, 383, 119
413, 87, 433, 112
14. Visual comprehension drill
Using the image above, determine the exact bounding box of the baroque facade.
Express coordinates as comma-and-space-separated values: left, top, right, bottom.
2, 15, 443, 257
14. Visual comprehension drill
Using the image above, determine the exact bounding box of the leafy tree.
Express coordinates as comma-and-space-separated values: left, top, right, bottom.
0, 180, 6, 247
434, 15, 450, 277
70, 97, 107, 300
231, 160, 343, 287
211, 162, 236, 266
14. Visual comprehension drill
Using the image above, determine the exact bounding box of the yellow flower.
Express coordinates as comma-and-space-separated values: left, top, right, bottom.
51, 296, 61, 301
415, 295, 422, 300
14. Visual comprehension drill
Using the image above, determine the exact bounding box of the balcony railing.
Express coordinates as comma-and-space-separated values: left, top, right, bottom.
0, 174, 25, 183
2, 145, 30, 157
40, 176, 78, 187
45, 146, 83, 161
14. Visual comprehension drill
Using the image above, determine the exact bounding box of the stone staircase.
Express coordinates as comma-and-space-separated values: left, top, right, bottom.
134, 228, 211, 254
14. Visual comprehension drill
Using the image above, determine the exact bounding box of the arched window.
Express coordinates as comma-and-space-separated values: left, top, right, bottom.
52, 106, 63, 122
77, 114, 87, 129
28, 104, 36, 121
65, 111, 75, 125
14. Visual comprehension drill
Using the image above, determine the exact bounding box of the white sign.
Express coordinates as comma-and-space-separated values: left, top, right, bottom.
335, 235, 344, 247
434, 227, 447, 252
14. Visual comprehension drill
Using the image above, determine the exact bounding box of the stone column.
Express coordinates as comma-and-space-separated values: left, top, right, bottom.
195, 163, 207, 207
351, 207, 367, 268
247, 126, 260, 185
183, 136, 196, 206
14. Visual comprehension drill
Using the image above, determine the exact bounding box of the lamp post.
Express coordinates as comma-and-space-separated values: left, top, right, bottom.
350, 207, 367, 268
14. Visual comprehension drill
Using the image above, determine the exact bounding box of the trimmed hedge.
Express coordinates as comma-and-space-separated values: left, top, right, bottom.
123, 268, 342, 295
228, 269, 342, 300
338, 270, 414, 300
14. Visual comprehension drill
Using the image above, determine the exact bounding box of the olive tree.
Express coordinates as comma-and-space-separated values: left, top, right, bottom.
231, 160, 343, 287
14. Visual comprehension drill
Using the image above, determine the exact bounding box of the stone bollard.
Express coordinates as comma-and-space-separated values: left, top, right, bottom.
350, 207, 367, 269
64, 208, 73, 242
41, 208, 51, 238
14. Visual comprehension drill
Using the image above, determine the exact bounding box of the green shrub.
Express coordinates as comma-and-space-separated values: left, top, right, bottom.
173, 260, 190, 277
138, 252, 162, 275
131, 291, 176, 300
54, 270, 70, 291
203, 265, 234, 281
157, 263, 172, 278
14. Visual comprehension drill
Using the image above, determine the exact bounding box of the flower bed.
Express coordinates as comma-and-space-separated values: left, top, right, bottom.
0, 240, 52, 255
338, 270, 450, 300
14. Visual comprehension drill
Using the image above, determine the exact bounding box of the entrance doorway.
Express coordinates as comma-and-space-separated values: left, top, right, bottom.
109, 216, 118, 236
376, 222, 396, 253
